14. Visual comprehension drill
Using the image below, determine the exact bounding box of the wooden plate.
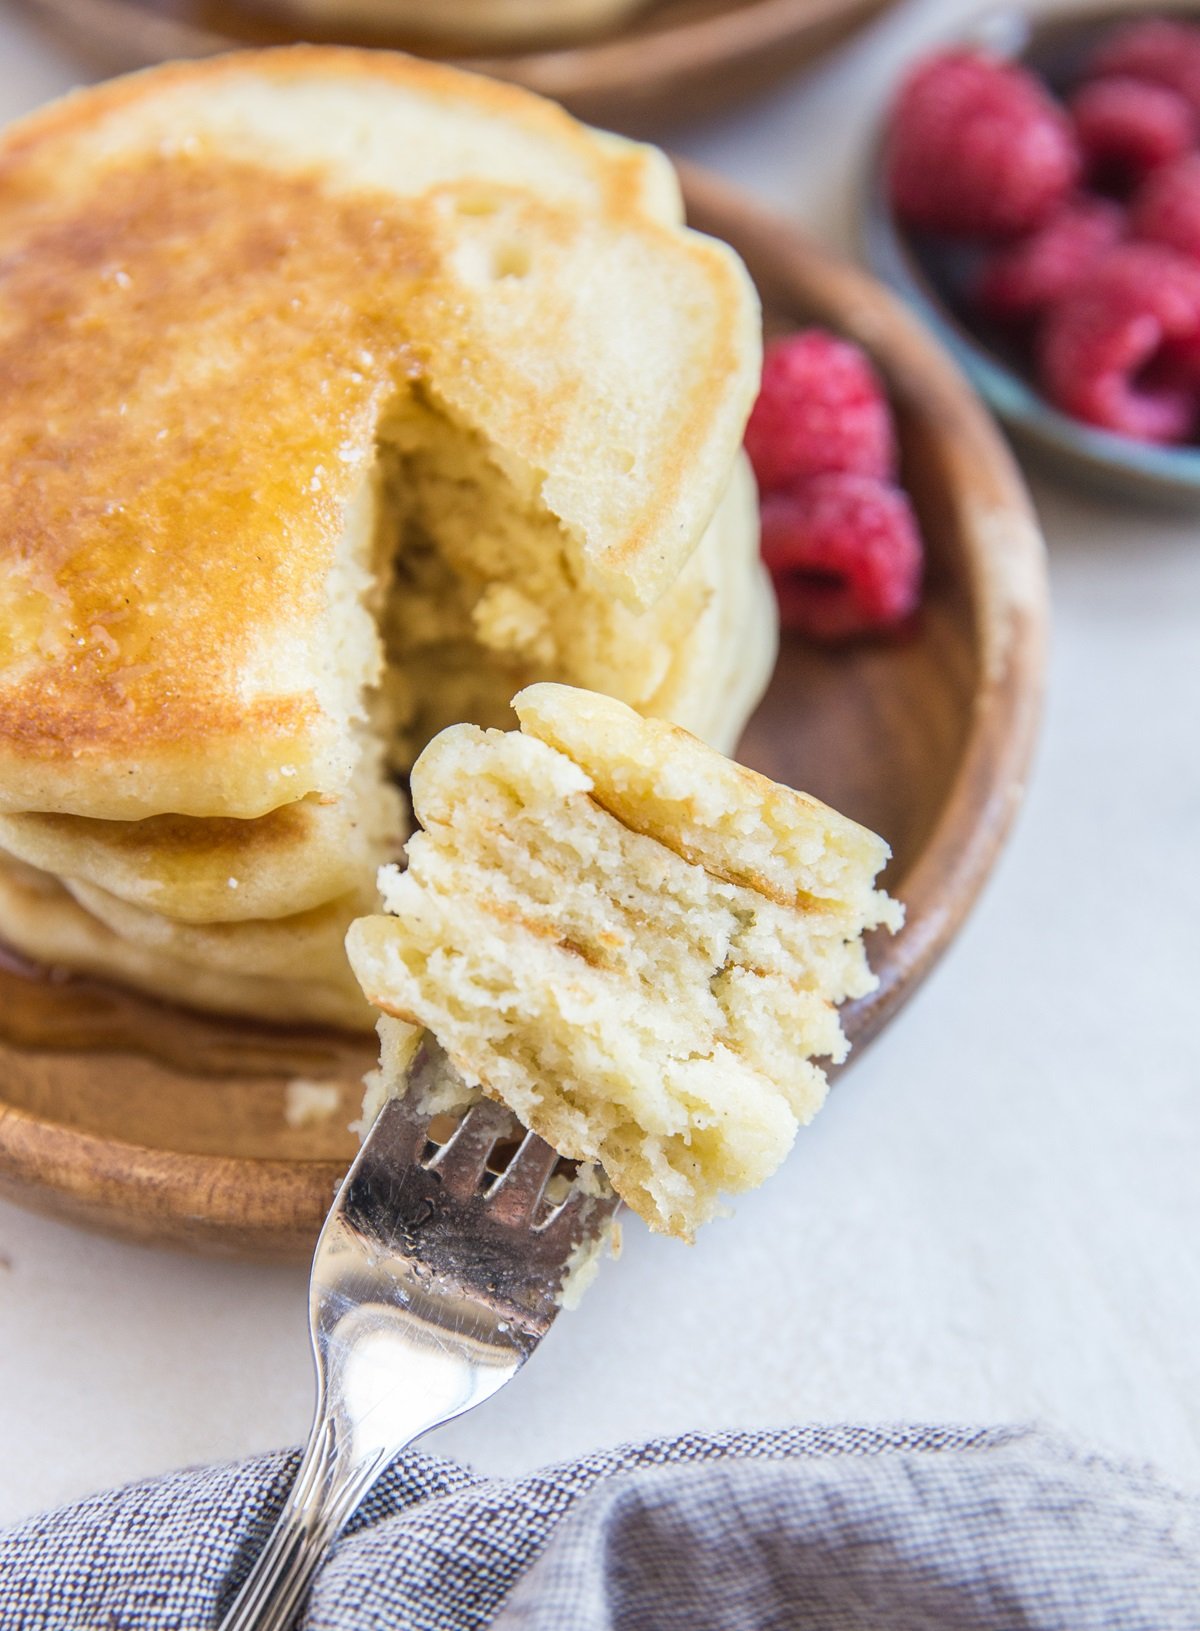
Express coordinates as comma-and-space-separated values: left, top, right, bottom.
0, 167, 1048, 1260
10, 0, 895, 136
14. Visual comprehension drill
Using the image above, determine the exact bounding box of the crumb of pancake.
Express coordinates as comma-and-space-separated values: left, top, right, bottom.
284, 1078, 344, 1130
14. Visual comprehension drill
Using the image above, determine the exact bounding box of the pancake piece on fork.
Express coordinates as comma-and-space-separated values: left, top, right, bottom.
347, 684, 901, 1237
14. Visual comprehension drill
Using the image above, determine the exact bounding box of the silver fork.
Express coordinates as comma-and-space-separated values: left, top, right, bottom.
218, 1036, 618, 1631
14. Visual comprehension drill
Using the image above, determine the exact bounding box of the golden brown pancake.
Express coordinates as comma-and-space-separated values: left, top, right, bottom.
0, 48, 760, 824
0, 853, 368, 1028
0, 755, 405, 923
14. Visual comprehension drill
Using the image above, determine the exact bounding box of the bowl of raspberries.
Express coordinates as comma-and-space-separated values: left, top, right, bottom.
868, 6, 1200, 501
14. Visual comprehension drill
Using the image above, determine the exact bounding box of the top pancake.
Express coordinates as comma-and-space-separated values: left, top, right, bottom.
0, 48, 759, 822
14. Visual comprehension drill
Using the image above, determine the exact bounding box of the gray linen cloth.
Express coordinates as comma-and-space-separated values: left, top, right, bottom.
1, 1424, 1197, 1629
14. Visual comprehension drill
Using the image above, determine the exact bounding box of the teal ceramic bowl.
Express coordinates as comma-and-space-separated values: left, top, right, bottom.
864, 1, 1200, 506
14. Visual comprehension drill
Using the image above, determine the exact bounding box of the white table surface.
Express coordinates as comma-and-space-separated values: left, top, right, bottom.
0, 0, 1198, 1532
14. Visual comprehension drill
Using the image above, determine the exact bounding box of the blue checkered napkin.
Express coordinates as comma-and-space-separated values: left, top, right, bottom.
0, 1425, 1197, 1629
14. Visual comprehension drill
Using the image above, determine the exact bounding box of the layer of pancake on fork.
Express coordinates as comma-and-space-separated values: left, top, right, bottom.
348, 684, 901, 1237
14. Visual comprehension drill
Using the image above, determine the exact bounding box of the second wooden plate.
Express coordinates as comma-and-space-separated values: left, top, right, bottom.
10, 0, 896, 136
0, 167, 1049, 1260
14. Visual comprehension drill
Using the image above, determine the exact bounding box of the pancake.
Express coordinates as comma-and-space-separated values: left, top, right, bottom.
248, 0, 651, 48
638, 453, 777, 755
0, 48, 759, 824
0, 748, 405, 924
61, 877, 368, 987
0, 855, 368, 1029
513, 681, 888, 911
347, 685, 901, 1238
0, 50, 768, 1032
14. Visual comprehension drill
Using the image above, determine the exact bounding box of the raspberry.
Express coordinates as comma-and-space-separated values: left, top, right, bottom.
1086, 18, 1200, 114
1070, 77, 1196, 187
1166, 326, 1200, 386
977, 196, 1124, 320
1038, 244, 1200, 442
887, 49, 1081, 239
1131, 154, 1200, 260
744, 331, 896, 492
759, 474, 922, 641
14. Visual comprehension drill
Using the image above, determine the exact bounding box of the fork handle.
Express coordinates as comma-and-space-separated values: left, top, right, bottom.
217, 1413, 394, 1631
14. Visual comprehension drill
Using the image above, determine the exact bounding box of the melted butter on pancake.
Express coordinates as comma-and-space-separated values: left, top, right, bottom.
0, 155, 429, 809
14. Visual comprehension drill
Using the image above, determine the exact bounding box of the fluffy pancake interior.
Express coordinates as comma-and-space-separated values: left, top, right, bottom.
347, 686, 901, 1237
373, 397, 764, 772
0, 738, 405, 924
0, 103, 758, 822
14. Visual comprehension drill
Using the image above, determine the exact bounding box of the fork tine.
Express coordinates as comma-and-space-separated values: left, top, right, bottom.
429, 1097, 515, 1196
357, 1093, 434, 1174
536, 1180, 619, 1249
487, 1131, 561, 1225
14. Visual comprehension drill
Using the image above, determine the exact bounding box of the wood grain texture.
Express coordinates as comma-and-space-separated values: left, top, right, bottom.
6, 0, 895, 137
0, 168, 1048, 1259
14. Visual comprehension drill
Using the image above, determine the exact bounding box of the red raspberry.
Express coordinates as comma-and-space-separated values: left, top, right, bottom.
1131, 153, 1200, 260
887, 49, 1081, 239
1165, 326, 1200, 386
1038, 244, 1200, 442
759, 474, 922, 641
1086, 18, 1200, 114
977, 196, 1124, 320
1070, 77, 1196, 187
744, 331, 896, 492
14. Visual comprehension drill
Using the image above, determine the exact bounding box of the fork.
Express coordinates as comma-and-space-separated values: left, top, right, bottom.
217, 1035, 619, 1631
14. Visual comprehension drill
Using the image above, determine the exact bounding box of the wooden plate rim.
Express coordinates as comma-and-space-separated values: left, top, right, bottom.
0, 169, 1048, 1257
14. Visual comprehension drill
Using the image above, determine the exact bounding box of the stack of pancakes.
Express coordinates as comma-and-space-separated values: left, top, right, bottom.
0, 49, 773, 1032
